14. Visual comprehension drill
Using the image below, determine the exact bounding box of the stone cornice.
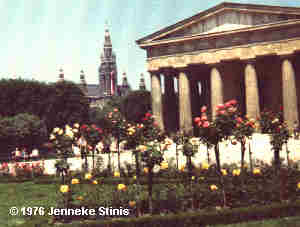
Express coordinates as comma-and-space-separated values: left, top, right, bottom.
136, 2, 300, 45
146, 38, 300, 71
140, 20, 300, 48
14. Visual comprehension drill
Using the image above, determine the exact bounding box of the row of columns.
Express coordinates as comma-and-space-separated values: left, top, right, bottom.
150, 55, 298, 133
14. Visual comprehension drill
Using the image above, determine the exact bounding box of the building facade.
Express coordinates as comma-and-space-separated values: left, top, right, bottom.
59, 25, 131, 108
137, 2, 300, 133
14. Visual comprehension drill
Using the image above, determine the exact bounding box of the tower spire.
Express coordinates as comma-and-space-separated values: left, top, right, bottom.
80, 70, 88, 93
139, 73, 146, 90
59, 68, 64, 82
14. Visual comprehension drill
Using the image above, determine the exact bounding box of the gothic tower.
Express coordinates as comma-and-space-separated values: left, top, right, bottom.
139, 73, 146, 90
98, 23, 118, 97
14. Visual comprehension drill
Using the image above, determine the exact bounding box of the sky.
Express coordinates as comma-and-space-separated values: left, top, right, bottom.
0, 0, 299, 90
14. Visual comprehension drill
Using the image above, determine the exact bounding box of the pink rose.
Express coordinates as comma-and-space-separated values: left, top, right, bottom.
216, 104, 225, 110
201, 115, 208, 121
236, 117, 243, 123
201, 106, 207, 113
203, 121, 210, 128
194, 117, 201, 123
229, 99, 237, 105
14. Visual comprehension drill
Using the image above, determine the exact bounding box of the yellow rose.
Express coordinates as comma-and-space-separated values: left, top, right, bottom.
77, 196, 83, 200
191, 176, 195, 180
160, 161, 168, 170
92, 180, 98, 185
232, 169, 241, 176
129, 201, 136, 207
84, 173, 92, 180
117, 183, 126, 191
297, 182, 300, 189
71, 178, 79, 184
73, 123, 80, 128
210, 184, 218, 191
50, 134, 56, 140
72, 128, 79, 133
53, 127, 60, 133
253, 168, 261, 175
179, 165, 185, 172
114, 172, 120, 177
144, 167, 149, 174
202, 162, 210, 170
138, 145, 147, 152
60, 185, 69, 193
221, 169, 227, 176
133, 175, 136, 180
65, 130, 74, 139
58, 129, 64, 135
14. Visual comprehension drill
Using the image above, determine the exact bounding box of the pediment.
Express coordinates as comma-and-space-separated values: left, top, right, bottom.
137, 2, 300, 45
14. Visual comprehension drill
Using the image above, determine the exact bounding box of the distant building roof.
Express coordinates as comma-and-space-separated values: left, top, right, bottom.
86, 84, 101, 97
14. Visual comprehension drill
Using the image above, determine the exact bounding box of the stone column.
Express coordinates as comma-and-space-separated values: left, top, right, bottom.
244, 60, 260, 120
281, 56, 298, 130
151, 72, 164, 131
210, 66, 224, 119
178, 69, 193, 134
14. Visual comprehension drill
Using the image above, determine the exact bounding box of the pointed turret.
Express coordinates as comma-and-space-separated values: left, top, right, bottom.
80, 70, 88, 94
59, 68, 64, 82
139, 73, 146, 90
122, 71, 129, 87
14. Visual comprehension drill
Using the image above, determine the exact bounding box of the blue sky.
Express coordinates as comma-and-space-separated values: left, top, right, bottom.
0, 0, 299, 90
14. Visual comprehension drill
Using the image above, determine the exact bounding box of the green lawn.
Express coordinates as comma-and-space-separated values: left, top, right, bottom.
0, 182, 57, 227
210, 216, 300, 227
1, 181, 300, 227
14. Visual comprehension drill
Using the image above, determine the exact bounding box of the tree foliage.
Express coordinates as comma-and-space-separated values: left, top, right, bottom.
0, 113, 48, 156
0, 79, 89, 132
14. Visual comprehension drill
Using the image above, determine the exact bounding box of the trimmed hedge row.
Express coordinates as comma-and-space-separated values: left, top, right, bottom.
20, 201, 300, 227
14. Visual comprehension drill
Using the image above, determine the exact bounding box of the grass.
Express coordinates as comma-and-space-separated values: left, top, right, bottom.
0, 182, 57, 227
210, 216, 300, 227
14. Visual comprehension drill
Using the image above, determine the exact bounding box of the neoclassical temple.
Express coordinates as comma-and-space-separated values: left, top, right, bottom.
136, 2, 300, 133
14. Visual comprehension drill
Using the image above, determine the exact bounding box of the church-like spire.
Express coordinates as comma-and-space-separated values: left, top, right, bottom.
139, 73, 146, 90
122, 71, 129, 87
80, 70, 88, 93
59, 68, 64, 81
104, 21, 112, 48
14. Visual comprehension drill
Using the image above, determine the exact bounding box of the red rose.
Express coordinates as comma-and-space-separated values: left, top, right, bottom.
203, 121, 210, 128
216, 104, 225, 110
236, 117, 243, 123
142, 117, 148, 121
201, 106, 207, 113
225, 102, 231, 108
231, 140, 237, 145
81, 124, 87, 129
201, 115, 207, 121
97, 128, 103, 134
194, 117, 201, 123
219, 110, 226, 115
280, 106, 283, 111
145, 113, 152, 117
229, 99, 237, 105
114, 108, 118, 112
197, 121, 202, 127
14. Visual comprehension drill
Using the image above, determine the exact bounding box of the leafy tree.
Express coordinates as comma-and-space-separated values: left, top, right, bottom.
120, 90, 151, 123
0, 113, 48, 156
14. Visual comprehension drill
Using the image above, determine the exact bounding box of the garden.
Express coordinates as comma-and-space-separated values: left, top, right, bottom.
1, 95, 300, 227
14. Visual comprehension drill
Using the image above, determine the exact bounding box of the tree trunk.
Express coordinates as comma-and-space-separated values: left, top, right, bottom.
175, 144, 179, 170
241, 139, 246, 172
274, 149, 280, 175
207, 144, 210, 164
214, 143, 221, 174
135, 152, 140, 178
108, 152, 112, 174
148, 166, 154, 214
117, 138, 121, 173
187, 155, 194, 210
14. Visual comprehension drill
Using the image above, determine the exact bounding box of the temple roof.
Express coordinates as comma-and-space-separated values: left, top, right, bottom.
136, 2, 300, 45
